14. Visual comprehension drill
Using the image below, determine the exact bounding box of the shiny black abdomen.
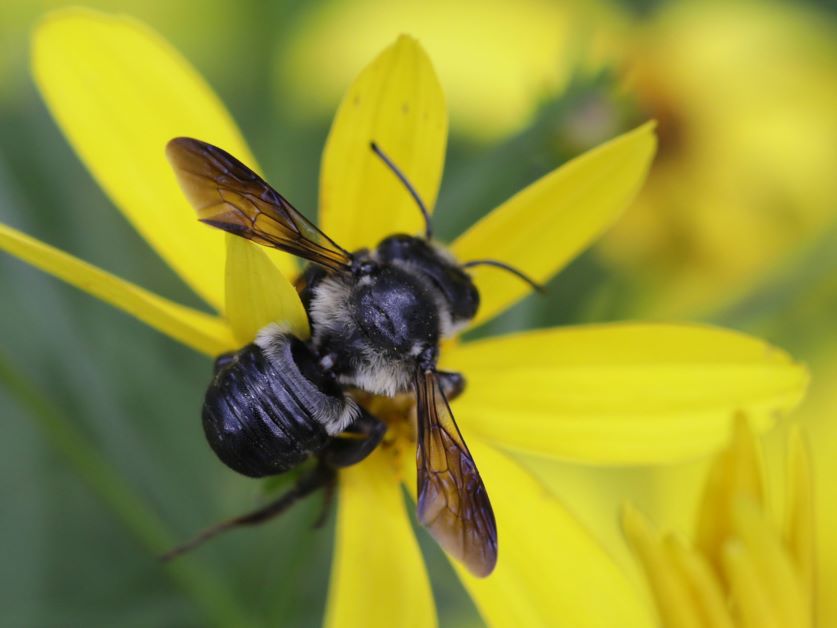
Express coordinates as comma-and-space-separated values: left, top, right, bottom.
202, 340, 332, 478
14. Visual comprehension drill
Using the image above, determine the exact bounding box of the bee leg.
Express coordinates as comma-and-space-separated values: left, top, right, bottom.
311, 471, 337, 529
320, 409, 387, 468
311, 411, 385, 527
436, 370, 466, 401
160, 462, 335, 562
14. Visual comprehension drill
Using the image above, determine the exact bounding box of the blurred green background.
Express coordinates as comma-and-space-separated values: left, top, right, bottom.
1, 0, 836, 626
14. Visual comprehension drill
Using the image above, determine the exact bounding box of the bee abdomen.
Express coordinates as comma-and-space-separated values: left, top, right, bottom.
202, 330, 356, 478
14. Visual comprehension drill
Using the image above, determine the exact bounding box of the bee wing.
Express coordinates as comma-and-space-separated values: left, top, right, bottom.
166, 137, 352, 272
415, 370, 498, 577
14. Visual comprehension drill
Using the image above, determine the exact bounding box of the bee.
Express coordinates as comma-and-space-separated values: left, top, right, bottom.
164, 138, 541, 577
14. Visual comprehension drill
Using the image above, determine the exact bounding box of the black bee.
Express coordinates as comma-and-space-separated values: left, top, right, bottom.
164, 138, 541, 577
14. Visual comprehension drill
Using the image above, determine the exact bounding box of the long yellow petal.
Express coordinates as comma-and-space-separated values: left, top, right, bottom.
621, 506, 702, 628
722, 541, 781, 628
785, 426, 815, 605
325, 448, 436, 628
442, 324, 807, 464
664, 535, 735, 628
403, 441, 654, 627
224, 236, 309, 344
451, 122, 656, 327
319, 35, 447, 251
0, 223, 235, 356
695, 417, 766, 576
731, 498, 810, 627
278, 0, 589, 141
31, 8, 296, 312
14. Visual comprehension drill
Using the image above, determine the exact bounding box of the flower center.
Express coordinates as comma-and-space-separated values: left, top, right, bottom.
352, 390, 417, 466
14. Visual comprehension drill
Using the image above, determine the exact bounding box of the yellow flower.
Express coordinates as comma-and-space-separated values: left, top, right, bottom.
623, 417, 814, 627
598, 1, 837, 317
0, 8, 809, 626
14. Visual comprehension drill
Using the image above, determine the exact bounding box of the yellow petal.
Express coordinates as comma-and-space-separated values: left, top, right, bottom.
785, 426, 815, 605
451, 122, 656, 327
325, 448, 436, 628
319, 35, 447, 251
621, 506, 702, 628
279, 0, 589, 141
31, 8, 296, 312
224, 236, 309, 344
731, 498, 810, 627
0, 223, 235, 356
442, 324, 807, 464
275, 0, 621, 142
695, 417, 766, 576
405, 441, 654, 627
664, 535, 735, 628
722, 541, 780, 628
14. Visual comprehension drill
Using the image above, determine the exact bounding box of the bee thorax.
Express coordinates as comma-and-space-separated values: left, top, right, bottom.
306, 265, 440, 397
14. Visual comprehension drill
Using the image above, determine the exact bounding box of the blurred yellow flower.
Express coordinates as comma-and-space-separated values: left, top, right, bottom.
624, 417, 814, 627
0, 8, 810, 627
599, 1, 837, 316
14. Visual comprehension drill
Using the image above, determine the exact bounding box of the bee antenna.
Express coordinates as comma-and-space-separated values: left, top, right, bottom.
370, 141, 433, 240
462, 259, 546, 294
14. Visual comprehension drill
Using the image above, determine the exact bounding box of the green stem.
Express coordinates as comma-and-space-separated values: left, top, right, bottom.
0, 352, 255, 628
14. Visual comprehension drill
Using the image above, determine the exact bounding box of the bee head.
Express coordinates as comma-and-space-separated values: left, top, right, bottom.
377, 234, 480, 328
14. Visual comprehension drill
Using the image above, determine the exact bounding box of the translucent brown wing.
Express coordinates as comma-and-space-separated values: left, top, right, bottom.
166, 137, 352, 272
415, 370, 498, 577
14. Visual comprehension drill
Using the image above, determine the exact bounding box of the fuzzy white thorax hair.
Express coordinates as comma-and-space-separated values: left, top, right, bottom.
337, 350, 413, 397
307, 274, 355, 344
